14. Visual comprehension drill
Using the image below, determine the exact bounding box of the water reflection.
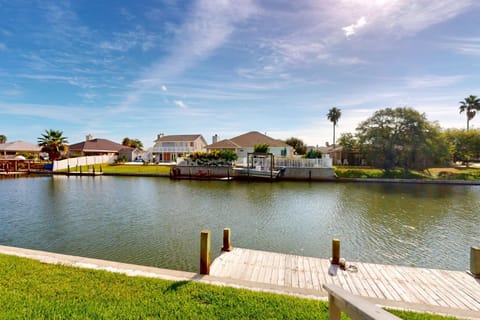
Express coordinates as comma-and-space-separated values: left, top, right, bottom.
0, 176, 479, 272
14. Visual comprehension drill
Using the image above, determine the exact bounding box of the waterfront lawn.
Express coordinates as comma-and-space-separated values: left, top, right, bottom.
335, 166, 480, 180
61, 163, 172, 175
0, 254, 458, 320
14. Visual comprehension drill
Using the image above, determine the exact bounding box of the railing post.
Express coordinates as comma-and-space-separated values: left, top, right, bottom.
331, 239, 340, 265
222, 228, 233, 252
471, 246, 480, 277
328, 294, 341, 320
200, 230, 211, 275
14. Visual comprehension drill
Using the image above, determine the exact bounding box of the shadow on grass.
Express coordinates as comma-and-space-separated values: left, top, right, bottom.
163, 280, 191, 293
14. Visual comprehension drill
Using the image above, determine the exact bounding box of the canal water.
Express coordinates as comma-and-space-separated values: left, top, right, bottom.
1, 175, 479, 272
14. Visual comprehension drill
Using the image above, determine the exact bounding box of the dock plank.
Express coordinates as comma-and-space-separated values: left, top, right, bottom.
209, 248, 480, 317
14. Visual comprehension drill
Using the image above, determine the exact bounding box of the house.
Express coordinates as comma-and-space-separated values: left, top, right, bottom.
151, 133, 207, 163
119, 147, 144, 162
69, 135, 126, 157
0, 141, 42, 159
206, 131, 294, 159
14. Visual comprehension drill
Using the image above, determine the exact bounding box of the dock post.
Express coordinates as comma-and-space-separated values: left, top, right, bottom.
331, 239, 340, 265
222, 228, 233, 252
471, 246, 480, 277
200, 230, 211, 275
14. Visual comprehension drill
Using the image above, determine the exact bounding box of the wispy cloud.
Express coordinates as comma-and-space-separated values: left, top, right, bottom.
405, 75, 465, 89
174, 100, 186, 108
118, 0, 258, 110
161, 85, 167, 92
0, 43, 6, 51
342, 16, 366, 37
444, 37, 480, 55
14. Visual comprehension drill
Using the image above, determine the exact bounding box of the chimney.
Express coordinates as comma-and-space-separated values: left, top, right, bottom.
157, 133, 164, 141
212, 134, 219, 144
86, 134, 93, 141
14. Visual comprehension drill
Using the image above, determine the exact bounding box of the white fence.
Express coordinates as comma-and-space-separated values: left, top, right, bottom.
235, 156, 332, 169
275, 156, 332, 168
53, 155, 116, 172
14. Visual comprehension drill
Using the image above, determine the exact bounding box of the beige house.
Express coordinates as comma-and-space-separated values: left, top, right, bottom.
0, 141, 42, 159
151, 134, 207, 163
206, 131, 294, 159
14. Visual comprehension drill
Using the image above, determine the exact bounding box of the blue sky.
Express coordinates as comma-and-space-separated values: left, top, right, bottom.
1, 0, 479, 148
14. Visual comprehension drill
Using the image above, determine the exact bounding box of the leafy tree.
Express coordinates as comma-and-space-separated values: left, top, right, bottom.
327, 107, 342, 148
37, 129, 68, 161
356, 107, 450, 170
443, 128, 480, 165
0, 134, 6, 144
459, 95, 480, 131
337, 132, 359, 165
254, 144, 270, 153
122, 137, 144, 150
285, 137, 307, 155
304, 149, 322, 159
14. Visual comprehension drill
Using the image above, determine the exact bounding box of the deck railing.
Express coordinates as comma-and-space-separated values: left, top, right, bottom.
322, 283, 401, 320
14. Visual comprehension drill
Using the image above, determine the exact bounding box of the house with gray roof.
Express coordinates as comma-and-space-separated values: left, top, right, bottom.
151, 133, 207, 163
0, 141, 42, 159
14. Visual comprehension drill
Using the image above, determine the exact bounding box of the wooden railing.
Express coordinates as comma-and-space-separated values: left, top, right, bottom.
322, 283, 401, 320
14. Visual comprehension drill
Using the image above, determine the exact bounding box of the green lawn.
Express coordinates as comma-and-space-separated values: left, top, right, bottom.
0, 254, 458, 319
62, 163, 172, 175
335, 166, 480, 180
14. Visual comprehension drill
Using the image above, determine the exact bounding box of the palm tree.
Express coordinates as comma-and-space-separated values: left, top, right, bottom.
37, 129, 68, 161
327, 107, 342, 148
0, 134, 6, 144
459, 95, 480, 131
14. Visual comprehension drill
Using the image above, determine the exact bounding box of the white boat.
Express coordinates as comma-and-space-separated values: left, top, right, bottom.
232, 166, 283, 179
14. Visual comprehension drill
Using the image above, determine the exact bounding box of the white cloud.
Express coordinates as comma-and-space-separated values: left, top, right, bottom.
2, 89, 22, 96
174, 100, 186, 108
342, 16, 366, 37
119, 0, 258, 110
0, 43, 6, 51
445, 37, 480, 56
405, 75, 465, 89
161, 85, 167, 92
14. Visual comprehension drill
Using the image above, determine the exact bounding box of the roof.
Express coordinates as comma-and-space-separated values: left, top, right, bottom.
0, 141, 42, 152
154, 134, 205, 143
207, 131, 290, 149
69, 138, 125, 153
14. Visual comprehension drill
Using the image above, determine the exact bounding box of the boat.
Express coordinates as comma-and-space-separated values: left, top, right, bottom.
232, 166, 283, 180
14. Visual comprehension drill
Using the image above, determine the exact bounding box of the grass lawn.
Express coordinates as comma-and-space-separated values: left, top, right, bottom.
0, 254, 459, 319
61, 164, 172, 175
335, 166, 480, 180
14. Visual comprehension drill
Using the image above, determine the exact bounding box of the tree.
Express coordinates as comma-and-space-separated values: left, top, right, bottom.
122, 137, 144, 150
443, 128, 480, 165
337, 132, 359, 165
356, 107, 450, 170
0, 134, 6, 144
327, 107, 341, 148
285, 137, 307, 155
253, 144, 269, 153
459, 95, 480, 131
37, 129, 68, 161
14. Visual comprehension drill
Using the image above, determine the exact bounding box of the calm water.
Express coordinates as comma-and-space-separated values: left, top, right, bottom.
1, 175, 479, 272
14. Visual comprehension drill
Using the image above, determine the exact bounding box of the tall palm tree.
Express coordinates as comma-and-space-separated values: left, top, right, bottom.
459, 95, 480, 131
37, 129, 68, 161
327, 107, 342, 148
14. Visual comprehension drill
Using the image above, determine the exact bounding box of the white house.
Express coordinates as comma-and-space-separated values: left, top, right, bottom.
151, 133, 207, 163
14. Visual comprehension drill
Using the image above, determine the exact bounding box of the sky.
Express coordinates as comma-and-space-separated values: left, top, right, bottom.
1, 0, 480, 148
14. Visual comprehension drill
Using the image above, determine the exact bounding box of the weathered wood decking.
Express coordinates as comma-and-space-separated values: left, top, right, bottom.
210, 248, 480, 319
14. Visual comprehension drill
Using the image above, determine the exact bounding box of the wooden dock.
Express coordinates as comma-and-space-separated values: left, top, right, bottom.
210, 248, 480, 319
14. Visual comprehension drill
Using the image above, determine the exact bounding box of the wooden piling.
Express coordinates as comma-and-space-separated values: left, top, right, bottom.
471, 246, 480, 277
200, 230, 211, 275
332, 239, 340, 265
222, 228, 233, 252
